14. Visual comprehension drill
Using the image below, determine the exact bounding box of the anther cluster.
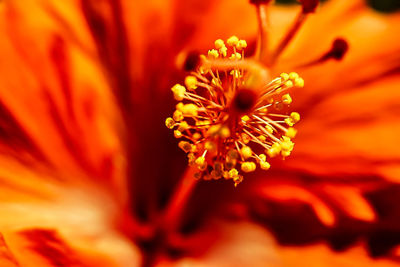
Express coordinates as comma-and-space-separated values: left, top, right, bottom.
166, 36, 303, 186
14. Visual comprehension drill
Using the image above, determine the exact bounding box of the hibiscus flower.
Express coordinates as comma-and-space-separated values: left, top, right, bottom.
0, 0, 399, 266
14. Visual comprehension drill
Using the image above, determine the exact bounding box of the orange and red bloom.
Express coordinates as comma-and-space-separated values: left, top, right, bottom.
0, 0, 399, 266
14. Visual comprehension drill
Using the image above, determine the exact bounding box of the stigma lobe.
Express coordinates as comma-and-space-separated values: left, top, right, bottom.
322, 38, 349, 61
299, 0, 319, 13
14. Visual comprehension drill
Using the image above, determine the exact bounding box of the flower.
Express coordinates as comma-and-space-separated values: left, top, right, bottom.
165, 37, 302, 186
0, 0, 399, 266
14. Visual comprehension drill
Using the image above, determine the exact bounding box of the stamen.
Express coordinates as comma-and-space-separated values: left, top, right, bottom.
269, 0, 320, 65
255, 3, 270, 62
166, 37, 303, 186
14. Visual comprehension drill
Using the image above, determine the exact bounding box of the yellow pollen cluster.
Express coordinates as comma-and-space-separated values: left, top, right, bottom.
166, 36, 303, 186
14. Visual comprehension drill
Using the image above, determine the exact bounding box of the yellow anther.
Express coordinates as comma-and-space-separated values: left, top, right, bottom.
208, 124, 230, 138
228, 168, 239, 178
285, 118, 294, 127
195, 156, 206, 170
211, 78, 220, 86
181, 104, 198, 116
174, 130, 183, 138
219, 46, 227, 57
260, 160, 271, 170
208, 125, 219, 136
229, 52, 241, 60
171, 84, 186, 101
295, 77, 304, 88
280, 139, 294, 152
178, 141, 192, 153
241, 133, 251, 144
208, 49, 219, 59
214, 39, 225, 49
258, 135, 266, 142
290, 112, 300, 123
219, 126, 231, 138
280, 72, 289, 81
241, 115, 250, 122
260, 107, 268, 113
285, 127, 297, 138
267, 143, 281, 158
236, 40, 247, 50
173, 110, 184, 121
176, 102, 184, 111
191, 145, 198, 153
258, 154, 267, 162
284, 80, 294, 88
227, 36, 239, 46
230, 70, 241, 78
185, 76, 197, 90
233, 175, 243, 187
289, 72, 299, 80
272, 142, 281, 151
241, 161, 256, 173
240, 146, 252, 159
188, 153, 196, 166
281, 150, 291, 157
192, 132, 202, 140
165, 117, 175, 129
178, 121, 189, 132
205, 141, 217, 152
265, 125, 274, 134
196, 120, 209, 126
282, 94, 292, 105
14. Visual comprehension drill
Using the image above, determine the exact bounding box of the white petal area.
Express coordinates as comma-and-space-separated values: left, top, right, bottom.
0, 156, 140, 267
170, 222, 399, 267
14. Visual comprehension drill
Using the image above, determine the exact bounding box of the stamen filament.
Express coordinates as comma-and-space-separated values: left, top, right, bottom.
270, 11, 307, 65
256, 3, 269, 62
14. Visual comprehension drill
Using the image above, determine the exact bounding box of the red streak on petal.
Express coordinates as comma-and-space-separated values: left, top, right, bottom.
0, 234, 19, 267
19, 229, 80, 267
0, 100, 46, 162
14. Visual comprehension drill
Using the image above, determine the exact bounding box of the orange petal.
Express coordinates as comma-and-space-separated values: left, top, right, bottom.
0, 157, 140, 266
1, 228, 140, 267
258, 183, 336, 226
287, 75, 400, 182
0, 1, 125, 187
321, 185, 376, 222
169, 222, 400, 267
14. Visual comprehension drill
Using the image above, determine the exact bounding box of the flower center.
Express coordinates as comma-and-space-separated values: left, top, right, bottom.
166, 36, 303, 186
232, 88, 257, 113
